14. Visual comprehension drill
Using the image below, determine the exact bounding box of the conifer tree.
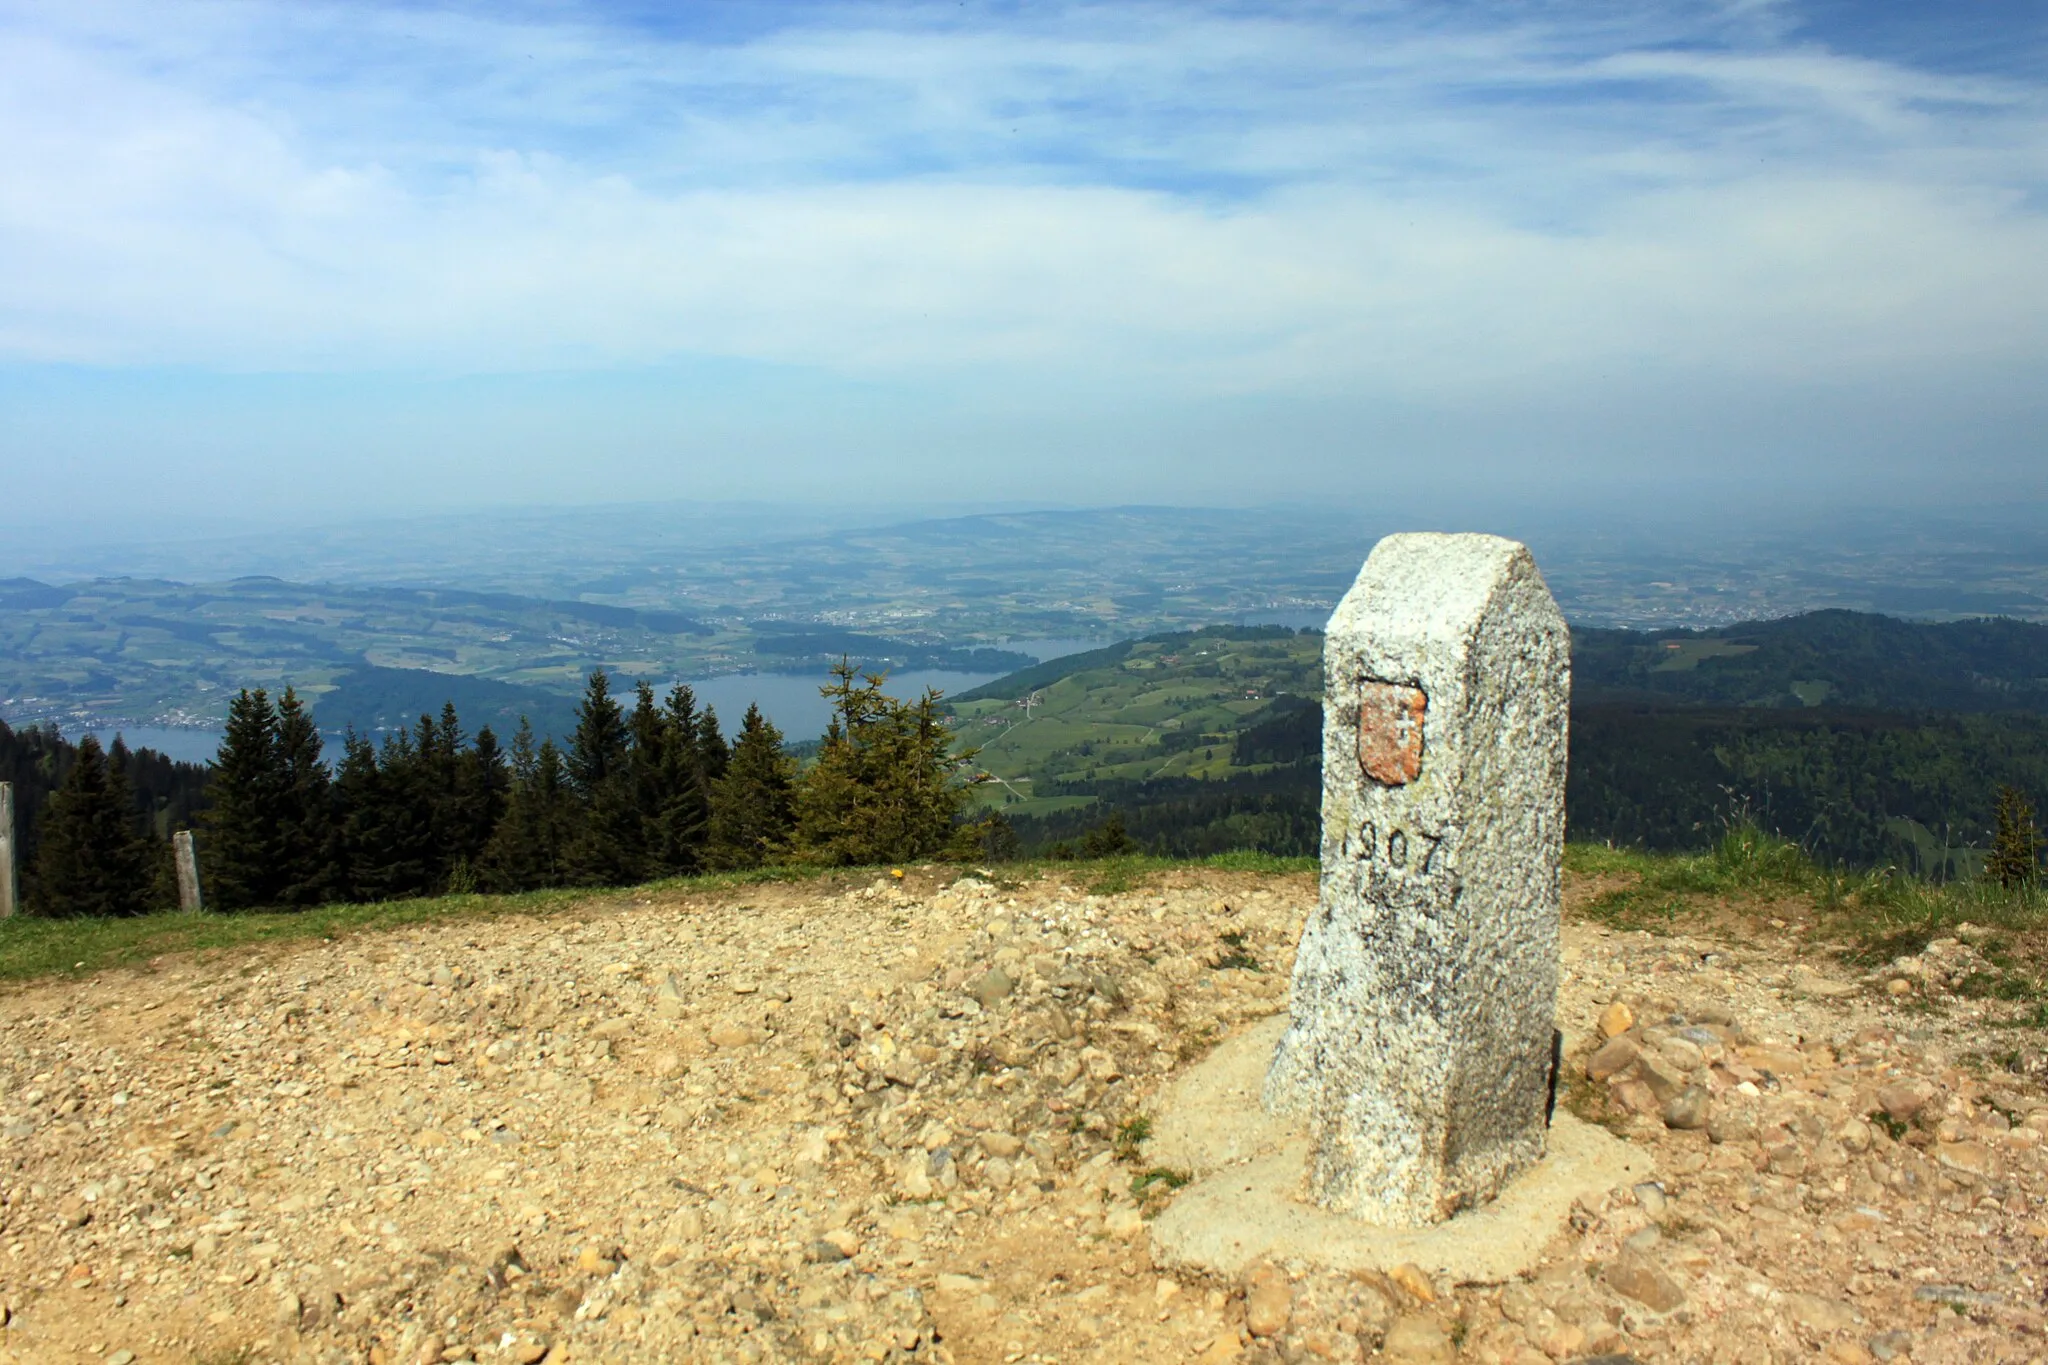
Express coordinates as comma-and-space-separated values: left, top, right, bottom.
30, 734, 157, 917
481, 720, 576, 891
1987, 785, 2041, 889
332, 728, 436, 902
1078, 810, 1139, 858
696, 703, 729, 785
450, 723, 510, 888
643, 683, 714, 875
566, 671, 644, 885
272, 687, 334, 907
378, 727, 440, 898
568, 670, 629, 791
792, 661, 981, 865
205, 687, 283, 910
329, 731, 384, 901
708, 703, 795, 869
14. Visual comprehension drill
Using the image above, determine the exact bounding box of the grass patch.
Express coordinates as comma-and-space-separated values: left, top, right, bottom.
1130, 1167, 1192, 1197
0, 863, 838, 984
1086, 857, 1148, 896
1570, 821, 2048, 966
0, 852, 1321, 986
1112, 1115, 1153, 1162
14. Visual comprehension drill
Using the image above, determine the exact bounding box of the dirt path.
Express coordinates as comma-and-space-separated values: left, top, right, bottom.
0, 869, 2042, 1364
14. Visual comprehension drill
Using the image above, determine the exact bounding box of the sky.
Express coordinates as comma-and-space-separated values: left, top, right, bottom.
1, 0, 2045, 529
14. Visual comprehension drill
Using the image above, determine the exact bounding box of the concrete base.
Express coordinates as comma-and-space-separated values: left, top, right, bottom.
1147, 1016, 1653, 1283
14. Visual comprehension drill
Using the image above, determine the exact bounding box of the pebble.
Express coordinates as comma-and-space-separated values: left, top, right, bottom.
1584, 1035, 1639, 1082
972, 968, 1015, 1009
1380, 1314, 1453, 1363
1604, 1248, 1686, 1313
1661, 1085, 1710, 1130
1243, 1262, 1292, 1338
707, 1024, 757, 1049
1386, 1262, 1436, 1304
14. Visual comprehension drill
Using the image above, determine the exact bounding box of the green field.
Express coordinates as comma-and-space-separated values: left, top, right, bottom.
948, 629, 1321, 814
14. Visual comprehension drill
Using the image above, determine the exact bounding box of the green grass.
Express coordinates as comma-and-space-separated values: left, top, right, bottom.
0, 864, 837, 984
1112, 1115, 1153, 1162
9, 831, 2037, 997
0, 853, 1320, 986
1572, 821, 2048, 964
950, 631, 1323, 794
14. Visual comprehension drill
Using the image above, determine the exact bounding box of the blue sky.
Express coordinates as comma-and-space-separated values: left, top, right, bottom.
1, 0, 2044, 527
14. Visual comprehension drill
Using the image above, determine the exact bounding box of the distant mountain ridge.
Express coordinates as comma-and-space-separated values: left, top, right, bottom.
965, 610, 2048, 715
953, 609, 2048, 866
1573, 609, 2048, 711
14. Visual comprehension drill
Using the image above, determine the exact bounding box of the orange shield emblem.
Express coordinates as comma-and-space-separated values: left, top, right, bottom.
1358, 682, 1426, 786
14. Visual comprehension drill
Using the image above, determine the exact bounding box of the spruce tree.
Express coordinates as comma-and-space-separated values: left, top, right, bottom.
374, 728, 439, 899
333, 728, 437, 902
568, 670, 629, 791
205, 688, 283, 910
644, 683, 713, 875
273, 687, 334, 907
30, 734, 157, 917
1078, 809, 1139, 857
481, 720, 575, 891
450, 723, 510, 888
329, 731, 381, 902
566, 671, 644, 885
1987, 785, 2041, 889
696, 703, 729, 785
708, 703, 795, 869
792, 661, 982, 865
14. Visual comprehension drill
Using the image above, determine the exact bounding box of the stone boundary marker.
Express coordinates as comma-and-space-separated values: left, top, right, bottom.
0, 782, 15, 919
173, 830, 204, 914
1261, 527, 1564, 1219
1150, 533, 1639, 1279
1147, 1018, 1651, 1280
1267, 531, 1569, 1224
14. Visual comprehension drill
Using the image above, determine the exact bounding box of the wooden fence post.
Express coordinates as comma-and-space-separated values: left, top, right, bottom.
0, 783, 15, 919
173, 830, 204, 913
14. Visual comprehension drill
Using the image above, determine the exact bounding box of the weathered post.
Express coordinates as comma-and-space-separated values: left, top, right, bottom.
0, 782, 16, 919
173, 830, 204, 913
1266, 532, 1569, 1225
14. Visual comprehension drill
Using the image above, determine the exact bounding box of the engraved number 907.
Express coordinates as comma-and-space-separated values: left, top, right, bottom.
1354, 821, 1441, 873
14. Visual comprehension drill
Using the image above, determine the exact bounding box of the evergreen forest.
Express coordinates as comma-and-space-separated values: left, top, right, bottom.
2, 662, 996, 918
3, 607, 2044, 918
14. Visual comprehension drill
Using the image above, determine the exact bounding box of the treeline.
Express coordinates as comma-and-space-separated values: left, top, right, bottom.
1567, 705, 2048, 869
10, 662, 1003, 918
1009, 769, 1317, 859
1006, 700, 2048, 872
0, 719, 211, 915
1572, 609, 2048, 711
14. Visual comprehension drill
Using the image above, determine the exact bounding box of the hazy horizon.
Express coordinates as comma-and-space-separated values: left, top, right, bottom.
4, 0, 2046, 523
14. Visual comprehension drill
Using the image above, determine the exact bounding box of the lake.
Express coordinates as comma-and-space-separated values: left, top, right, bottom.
56, 636, 1122, 765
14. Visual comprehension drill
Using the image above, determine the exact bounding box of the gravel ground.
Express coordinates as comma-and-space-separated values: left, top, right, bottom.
0, 867, 2042, 1364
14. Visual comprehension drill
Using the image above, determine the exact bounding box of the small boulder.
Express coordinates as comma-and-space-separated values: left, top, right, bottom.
1243, 1262, 1291, 1339
1876, 1079, 1936, 1123
1662, 1085, 1710, 1131
1380, 1315, 1453, 1363
1605, 1248, 1686, 1313
972, 969, 1016, 1010
1585, 1036, 1639, 1082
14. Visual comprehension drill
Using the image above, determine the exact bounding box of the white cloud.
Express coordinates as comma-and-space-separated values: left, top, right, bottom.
0, 0, 2044, 403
